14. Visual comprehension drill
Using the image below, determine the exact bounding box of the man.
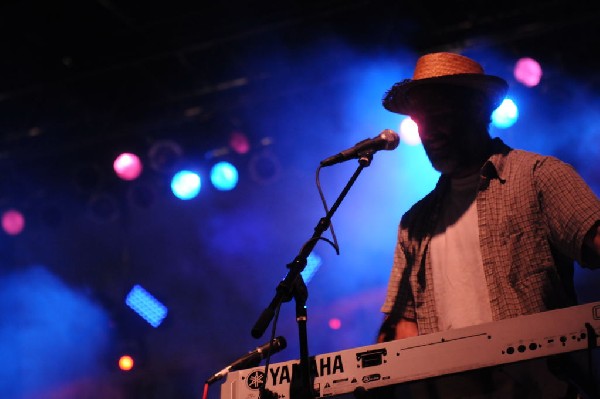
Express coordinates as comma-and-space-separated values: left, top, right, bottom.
377, 52, 600, 397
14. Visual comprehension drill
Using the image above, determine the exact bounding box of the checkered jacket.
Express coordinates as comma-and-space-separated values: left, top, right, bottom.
381, 138, 600, 335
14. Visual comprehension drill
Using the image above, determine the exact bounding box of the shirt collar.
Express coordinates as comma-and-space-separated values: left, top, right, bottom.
434, 137, 512, 192
481, 137, 512, 183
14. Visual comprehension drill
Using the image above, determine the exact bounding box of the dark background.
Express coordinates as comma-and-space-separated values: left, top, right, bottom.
0, 1, 599, 398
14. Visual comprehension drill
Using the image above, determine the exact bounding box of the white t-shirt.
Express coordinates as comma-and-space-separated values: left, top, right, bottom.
430, 173, 493, 331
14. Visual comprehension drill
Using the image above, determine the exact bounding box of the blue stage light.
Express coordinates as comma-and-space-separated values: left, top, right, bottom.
301, 252, 322, 284
210, 161, 239, 191
492, 98, 519, 129
125, 285, 168, 328
171, 170, 201, 200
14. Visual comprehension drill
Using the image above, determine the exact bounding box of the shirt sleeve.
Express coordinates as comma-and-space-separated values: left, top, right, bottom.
534, 156, 600, 268
380, 223, 416, 319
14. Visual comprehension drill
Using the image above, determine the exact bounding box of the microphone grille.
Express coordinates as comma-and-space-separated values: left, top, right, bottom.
380, 129, 400, 150
274, 336, 287, 350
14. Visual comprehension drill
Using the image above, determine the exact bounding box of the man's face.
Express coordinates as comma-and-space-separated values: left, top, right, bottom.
408, 85, 491, 176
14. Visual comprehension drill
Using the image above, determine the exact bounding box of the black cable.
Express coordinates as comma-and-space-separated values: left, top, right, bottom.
259, 304, 282, 399
315, 165, 340, 255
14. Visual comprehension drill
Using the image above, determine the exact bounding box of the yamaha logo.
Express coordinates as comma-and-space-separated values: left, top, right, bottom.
246, 370, 266, 390
362, 374, 381, 383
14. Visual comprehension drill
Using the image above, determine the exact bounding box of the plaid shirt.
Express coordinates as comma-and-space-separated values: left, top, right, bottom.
381, 138, 600, 335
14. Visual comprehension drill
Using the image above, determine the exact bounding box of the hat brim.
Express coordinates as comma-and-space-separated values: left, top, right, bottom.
383, 73, 508, 115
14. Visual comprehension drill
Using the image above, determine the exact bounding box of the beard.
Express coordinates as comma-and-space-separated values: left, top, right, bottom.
426, 149, 462, 175
429, 156, 460, 175
423, 138, 488, 177
419, 117, 491, 176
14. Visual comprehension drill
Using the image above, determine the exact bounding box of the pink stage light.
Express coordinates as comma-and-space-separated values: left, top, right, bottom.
2, 209, 25, 235
514, 57, 543, 87
113, 153, 143, 181
229, 131, 250, 154
328, 318, 342, 330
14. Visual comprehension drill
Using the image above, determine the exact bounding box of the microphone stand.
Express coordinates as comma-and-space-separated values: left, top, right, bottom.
252, 153, 375, 399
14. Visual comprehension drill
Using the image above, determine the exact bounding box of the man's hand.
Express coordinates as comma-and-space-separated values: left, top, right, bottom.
377, 317, 418, 342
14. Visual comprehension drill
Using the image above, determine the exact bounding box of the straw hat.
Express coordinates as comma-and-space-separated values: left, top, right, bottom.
382, 52, 508, 115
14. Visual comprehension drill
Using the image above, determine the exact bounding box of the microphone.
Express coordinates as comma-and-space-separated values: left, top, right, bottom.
320, 129, 400, 166
206, 336, 287, 384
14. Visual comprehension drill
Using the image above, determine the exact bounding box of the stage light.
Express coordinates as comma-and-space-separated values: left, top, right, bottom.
148, 140, 183, 174
514, 57, 542, 88
399, 117, 420, 146
171, 170, 201, 200
113, 153, 143, 181
301, 252, 322, 284
492, 98, 519, 129
248, 150, 281, 185
205, 146, 230, 159
229, 131, 250, 154
1, 209, 25, 235
125, 285, 168, 328
210, 161, 239, 191
118, 355, 134, 371
328, 318, 342, 330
